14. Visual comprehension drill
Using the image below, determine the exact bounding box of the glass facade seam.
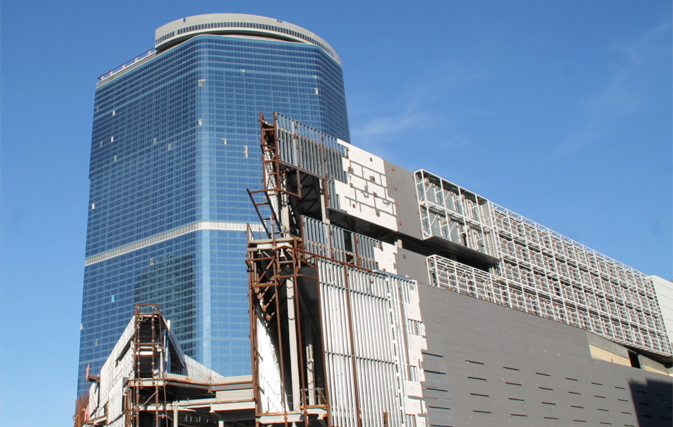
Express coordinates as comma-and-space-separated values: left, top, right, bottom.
85, 221, 265, 266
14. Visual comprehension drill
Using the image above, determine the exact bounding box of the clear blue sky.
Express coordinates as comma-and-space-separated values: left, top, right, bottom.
1, 1, 670, 425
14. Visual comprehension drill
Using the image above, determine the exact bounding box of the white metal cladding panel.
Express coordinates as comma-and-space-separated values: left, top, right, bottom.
327, 180, 341, 211
351, 289, 393, 362
304, 216, 376, 270
303, 216, 330, 258
320, 263, 352, 356
98, 316, 136, 409
356, 234, 379, 271
374, 241, 397, 274
98, 365, 110, 411
405, 283, 423, 321
403, 280, 428, 419
108, 376, 125, 422
277, 128, 345, 181
387, 276, 413, 422
333, 141, 399, 232
275, 115, 347, 183
277, 114, 344, 155
109, 417, 126, 427
319, 259, 415, 427
348, 267, 387, 297
107, 346, 133, 408
87, 383, 100, 418
357, 358, 401, 427
330, 227, 349, 264
325, 353, 357, 427
255, 316, 285, 413
651, 276, 673, 346
333, 179, 398, 231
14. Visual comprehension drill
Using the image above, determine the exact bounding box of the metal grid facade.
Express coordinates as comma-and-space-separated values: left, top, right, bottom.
490, 204, 669, 354
419, 169, 670, 355
415, 170, 497, 257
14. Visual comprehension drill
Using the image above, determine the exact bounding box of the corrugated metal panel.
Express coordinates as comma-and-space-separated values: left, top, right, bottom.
303, 216, 378, 270
275, 114, 347, 182
319, 259, 418, 427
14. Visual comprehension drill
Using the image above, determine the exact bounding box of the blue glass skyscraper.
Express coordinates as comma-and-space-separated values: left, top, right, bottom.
77, 14, 349, 394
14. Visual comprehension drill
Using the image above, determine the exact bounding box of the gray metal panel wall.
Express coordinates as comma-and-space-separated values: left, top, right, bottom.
418, 284, 673, 427
383, 160, 422, 240
395, 248, 430, 287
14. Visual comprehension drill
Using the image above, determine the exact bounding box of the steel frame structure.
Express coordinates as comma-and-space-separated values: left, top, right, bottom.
490, 204, 669, 354
247, 112, 337, 427
418, 169, 670, 356
246, 114, 423, 427
78, 304, 257, 427
124, 304, 170, 427
415, 170, 497, 258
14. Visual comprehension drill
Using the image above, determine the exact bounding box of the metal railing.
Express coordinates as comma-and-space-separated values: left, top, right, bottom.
98, 49, 156, 82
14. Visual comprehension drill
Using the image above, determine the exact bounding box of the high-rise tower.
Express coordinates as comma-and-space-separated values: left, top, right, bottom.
77, 14, 349, 394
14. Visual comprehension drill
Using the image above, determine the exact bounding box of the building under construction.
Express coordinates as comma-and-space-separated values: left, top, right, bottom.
75, 304, 256, 427
77, 113, 673, 427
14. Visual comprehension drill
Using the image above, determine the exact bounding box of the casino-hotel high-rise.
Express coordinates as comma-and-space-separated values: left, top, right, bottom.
76, 14, 350, 394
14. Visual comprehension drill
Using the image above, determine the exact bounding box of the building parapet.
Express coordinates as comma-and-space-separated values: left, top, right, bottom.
155, 14, 341, 64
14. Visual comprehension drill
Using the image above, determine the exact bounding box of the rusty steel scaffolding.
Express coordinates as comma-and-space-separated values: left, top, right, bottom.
247, 235, 331, 423
74, 393, 90, 427
125, 304, 170, 427
247, 113, 331, 427
77, 303, 256, 427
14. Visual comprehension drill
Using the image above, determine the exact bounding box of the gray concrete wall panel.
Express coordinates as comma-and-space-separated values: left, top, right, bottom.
419, 284, 673, 426
395, 248, 430, 287
383, 161, 422, 240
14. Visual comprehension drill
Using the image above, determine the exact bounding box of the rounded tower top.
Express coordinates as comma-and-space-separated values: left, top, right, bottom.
155, 13, 342, 65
